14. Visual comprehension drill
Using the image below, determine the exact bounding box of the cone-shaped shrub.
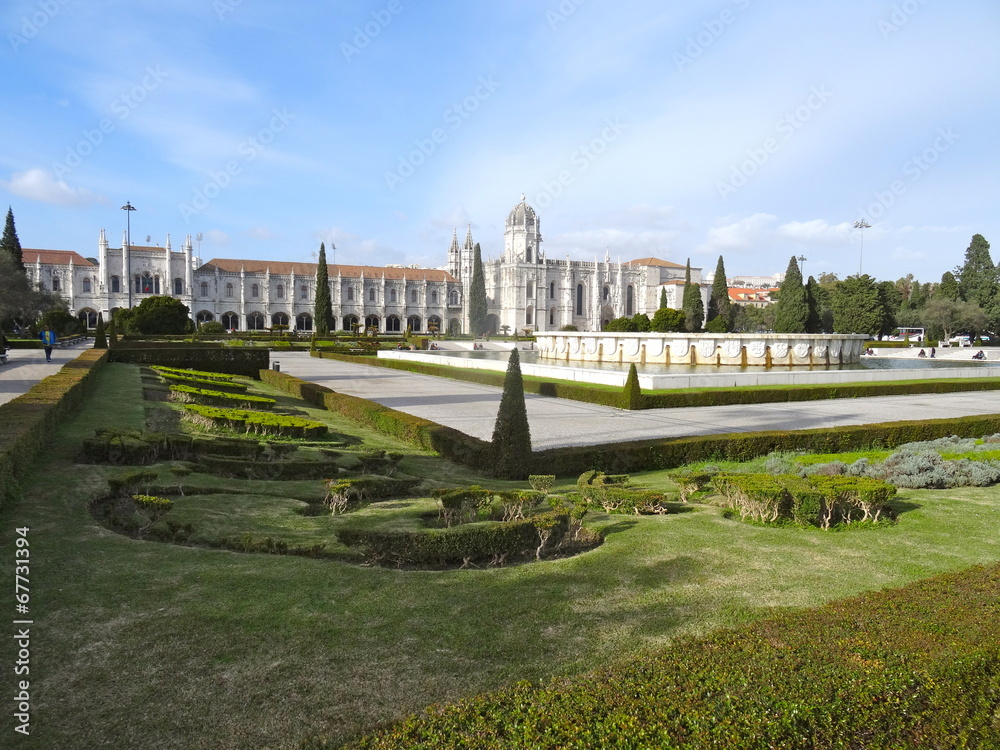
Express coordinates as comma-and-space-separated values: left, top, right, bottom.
108, 317, 119, 347
93, 312, 108, 349
491, 348, 532, 479
622, 363, 642, 410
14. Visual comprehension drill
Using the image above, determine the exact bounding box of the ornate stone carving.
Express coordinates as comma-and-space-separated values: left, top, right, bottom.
697, 339, 716, 358
723, 339, 742, 358
748, 340, 767, 358
772, 342, 789, 359
794, 343, 811, 359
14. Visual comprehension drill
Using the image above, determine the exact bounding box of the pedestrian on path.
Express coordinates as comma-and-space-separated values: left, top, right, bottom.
39, 326, 57, 362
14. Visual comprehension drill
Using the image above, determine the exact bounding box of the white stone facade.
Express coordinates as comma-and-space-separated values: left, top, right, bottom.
27, 198, 709, 334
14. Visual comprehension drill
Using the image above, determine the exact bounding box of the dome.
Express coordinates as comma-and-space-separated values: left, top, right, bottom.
506, 194, 538, 228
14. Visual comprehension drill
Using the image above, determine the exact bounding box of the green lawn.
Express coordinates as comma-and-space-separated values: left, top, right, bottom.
2, 363, 999, 749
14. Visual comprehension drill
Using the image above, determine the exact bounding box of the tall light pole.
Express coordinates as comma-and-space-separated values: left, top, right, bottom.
797, 254, 807, 280
853, 220, 871, 276
122, 202, 136, 308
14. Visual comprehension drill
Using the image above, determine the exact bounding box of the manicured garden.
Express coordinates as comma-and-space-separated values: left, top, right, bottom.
1, 362, 999, 748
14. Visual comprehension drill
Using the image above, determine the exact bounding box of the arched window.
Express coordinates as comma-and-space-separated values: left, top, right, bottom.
226, 282, 234, 297
526, 244, 533, 263
221, 312, 239, 330
197, 311, 214, 324
431, 290, 439, 304
153, 276, 160, 294
82, 278, 91, 293
385, 315, 401, 332
52, 276, 61, 291
247, 311, 265, 330
173, 278, 183, 295
407, 315, 421, 332
389, 288, 397, 303
271, 312, 289, 328
449, 290, 459, 306
251, 283, 260, 298
603, 285, 610, 301
300, 285, 308, 299
296, 313, 313, 331
550, 282, 555, 299
427, 315, 441, 334
111, 276, 120, 293
368, 287, 376, 302
343, 314, 359, 332
525, 307, 533, 325
549, 309, 555, 325
347, 287, 354, 302
626, 285, 634, 316
365, 315, 380, 331
200, 281, 209, 297
276, 284, 284, 299
576, 284, 584, 316
410, 289, 417, 303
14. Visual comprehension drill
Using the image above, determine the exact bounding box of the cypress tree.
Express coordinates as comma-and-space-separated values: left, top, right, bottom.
658, 287, 668, 310
682, 258, 704, 332
314, 243, 333, 335
469, 242, 488, 336
707, 255, 731, 328
773, 256, 809, 333
0, 207, 25, 273
93, 312, 108, 349
491, 348, 532, 480
108, 317, 119, 347
622, 363, 642, 410
805, 276, 821, 333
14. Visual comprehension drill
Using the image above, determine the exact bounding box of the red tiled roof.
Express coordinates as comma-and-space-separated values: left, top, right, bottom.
199, 258, 457, 282
23, 249, 95, 266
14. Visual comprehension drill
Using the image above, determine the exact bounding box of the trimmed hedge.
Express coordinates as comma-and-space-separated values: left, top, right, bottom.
168, 384, 276, 410
151, 365, 237, 382
341, 562, 1000, 749
110, 345, 269, 378
0, 349, 108, 505
337, 511, 570, 568
181, 404, 328, 439
154, 370, 250, 393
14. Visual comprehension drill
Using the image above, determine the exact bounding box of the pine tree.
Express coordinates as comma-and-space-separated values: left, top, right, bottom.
658, 287, 668, 310
956, 234, 996, 308
491, 348, 532, 480
707, 255, 731, 328
314, 243, 333, 335
621, 363, 642, 410
939, 271, 960, 301
469, 242, 488, 336
773, 256, 809, 333
682, 258, 704, 332
93, 312, 108, 349
0, 207, 25, 273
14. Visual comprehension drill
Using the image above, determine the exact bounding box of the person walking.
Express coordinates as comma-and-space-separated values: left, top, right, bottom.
39, 325, 57, 362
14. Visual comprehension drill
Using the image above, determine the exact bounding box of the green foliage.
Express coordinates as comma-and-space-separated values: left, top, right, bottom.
314, 243, 333, 335
198, 320, 226, 334
704, 315, 728, 333
93, 312, 107, 349
831, 274, 883, 336
681, 258, 704, 332
108, 317, 119, 347
774, 256, 808, 333
182, 404, 328, 439
579, 483, 678, 514
527, 475, 555, 493
0, 206, 25, 272
337, 510, 573, 568
658, 286, 668, 310
707, 255, 731, 325
469, 242, 488, 336
651, 307, 685, 332
938, 270, 960, 301
955, 234, 996, 309
109, 346, 269, 378
630, 312, 651, 332
621, 363, 642, 410
491, 348, 532, 479
39, 307, 81, 336
602, 316, 636, 332
168, 384, 276, 410
116, 296, 193, 335
805, 276, 823, 333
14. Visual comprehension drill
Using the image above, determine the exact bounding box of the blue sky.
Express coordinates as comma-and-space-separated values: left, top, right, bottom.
2, 0, 998, 285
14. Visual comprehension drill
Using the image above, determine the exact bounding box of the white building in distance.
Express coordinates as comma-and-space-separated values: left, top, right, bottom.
24, 197, 709, 334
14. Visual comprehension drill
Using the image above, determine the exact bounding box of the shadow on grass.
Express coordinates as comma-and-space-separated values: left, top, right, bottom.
600, 519, 640, 536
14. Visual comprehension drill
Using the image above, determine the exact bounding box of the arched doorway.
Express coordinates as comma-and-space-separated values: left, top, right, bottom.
406, 315, 422, 332
221, 312, 239, 331
296, 313, 313, 332
485, 314, 501, 335
246, 312, 265, 330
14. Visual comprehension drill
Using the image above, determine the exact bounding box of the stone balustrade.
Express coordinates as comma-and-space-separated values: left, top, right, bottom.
534, 332, 869, 366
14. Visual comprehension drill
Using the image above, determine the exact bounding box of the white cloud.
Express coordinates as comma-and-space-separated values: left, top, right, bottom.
776, 219, 853, 246
697, 213, 778, 254
1, 168, 106, 206
547, 228, 681, 260
204, 229, 230, 246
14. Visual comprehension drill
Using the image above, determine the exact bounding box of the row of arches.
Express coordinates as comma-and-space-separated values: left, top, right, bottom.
194, 312, 455, 333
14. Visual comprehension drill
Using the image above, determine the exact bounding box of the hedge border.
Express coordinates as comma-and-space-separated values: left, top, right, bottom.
110, 346, 269, 378
0, 349, 109, 505
310, 350, 1000, 410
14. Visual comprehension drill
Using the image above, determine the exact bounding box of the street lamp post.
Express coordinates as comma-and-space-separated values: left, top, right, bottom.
853, 220, 871, 276
122, 202, 136, 308
797, 254, 807, 280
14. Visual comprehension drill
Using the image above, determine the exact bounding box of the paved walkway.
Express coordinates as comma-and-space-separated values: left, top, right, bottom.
0, 342, 93, 406
275, 351, 1000, 450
